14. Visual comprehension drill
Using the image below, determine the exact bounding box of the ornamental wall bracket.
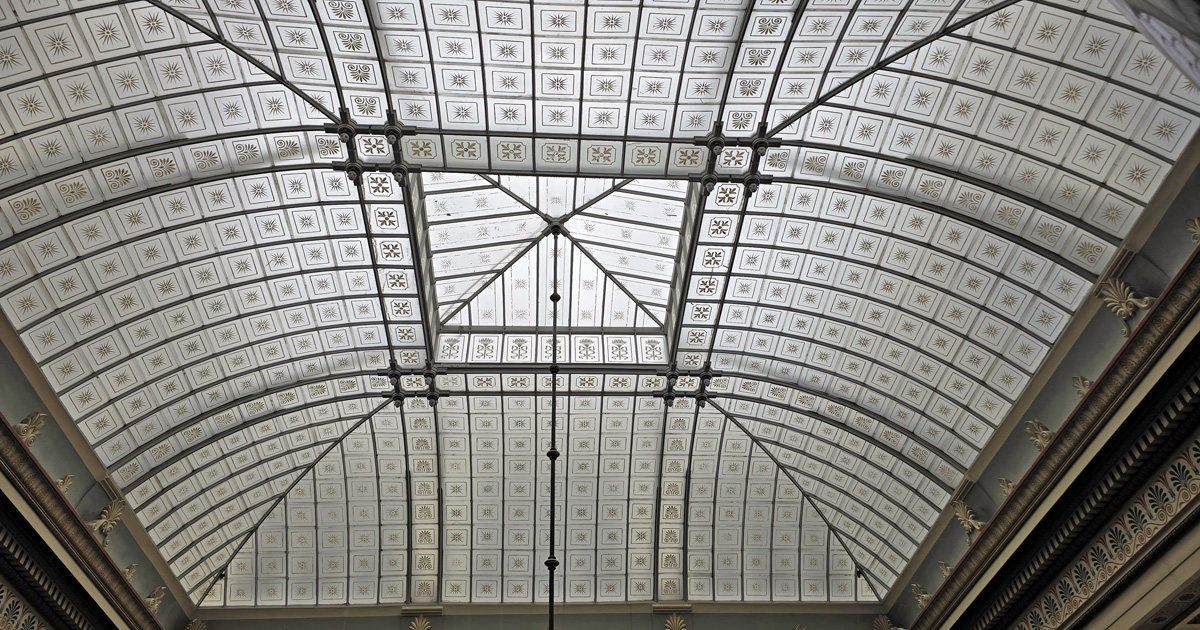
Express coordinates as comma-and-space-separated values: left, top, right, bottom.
999, 478, 1015, 496
144, 586, 165, 614
124, 564, 137, 580
55, 474, 73, 492
1187, 217, 1200, 244
1096, 277, 1155, 337
1024, 419, 1055, 452
14, 412, 45, 447
1072, 375, 1092, 397
88, 499, 126, 547
950, 499, 985, 541
873, 615, 906, 630
938, 561, 953, 578
911, 583, 932, 608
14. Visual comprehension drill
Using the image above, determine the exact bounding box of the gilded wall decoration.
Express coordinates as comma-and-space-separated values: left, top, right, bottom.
1012, 434, 1200, 630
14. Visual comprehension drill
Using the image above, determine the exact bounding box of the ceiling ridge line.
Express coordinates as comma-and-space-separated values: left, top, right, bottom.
142, 0, 340, 122
743, 432, 932, 549
191, 398, 393, 605
766, 0, 1025, 137
707, 398, 887, 601
665, 182, 707, 357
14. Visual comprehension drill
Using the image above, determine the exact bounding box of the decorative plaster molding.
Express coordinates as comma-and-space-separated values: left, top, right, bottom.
911, 246, 1200, 630
1097, 278, 1155, 337
1024, 419, 1054, 452
0, 415, 163, 630
1009, 428, 1200, 630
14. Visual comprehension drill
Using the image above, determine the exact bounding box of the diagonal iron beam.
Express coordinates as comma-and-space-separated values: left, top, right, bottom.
708, 398, 888, 600
766, 0, 1024, 137
558, 230, 666, 328
142, 0, 340, 122
193, 398, 392, 604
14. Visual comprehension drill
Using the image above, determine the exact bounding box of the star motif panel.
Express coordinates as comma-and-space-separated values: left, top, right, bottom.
0, 0, 1195, 612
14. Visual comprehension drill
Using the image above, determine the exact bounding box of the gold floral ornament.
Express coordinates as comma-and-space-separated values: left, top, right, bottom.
873, 615, 905, 630
1187, 218, 1200, 244
14, 412, 46, 446
1072, 375, 1092, 397
665, 614, 686, 630
409, 617, 431, 630
1097, 278, 1154, 337
55, 475, 73, 492
938, 561, 953, 578
88, 499, 126, 547
911, 583, 931, 608
123, 564, 137, 580
951, 499, 985, 540
999, 478, 1015, 496
1024, 419, 1054, 452
144, 586, 165, 613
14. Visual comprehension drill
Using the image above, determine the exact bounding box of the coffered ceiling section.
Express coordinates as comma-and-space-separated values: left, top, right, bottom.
0, 0, 1196, 613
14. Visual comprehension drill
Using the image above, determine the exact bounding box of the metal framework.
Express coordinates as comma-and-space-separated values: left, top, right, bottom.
0, 0, 1195, 612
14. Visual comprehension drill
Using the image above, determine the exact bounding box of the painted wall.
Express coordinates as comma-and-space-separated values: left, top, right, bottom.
0, 342, 190, 630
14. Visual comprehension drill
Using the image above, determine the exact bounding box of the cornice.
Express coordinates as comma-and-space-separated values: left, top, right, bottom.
0, 417, 163, 630
912, 244, 1200, 630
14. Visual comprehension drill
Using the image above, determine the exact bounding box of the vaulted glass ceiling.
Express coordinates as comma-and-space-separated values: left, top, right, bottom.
0, 0, 1195, 611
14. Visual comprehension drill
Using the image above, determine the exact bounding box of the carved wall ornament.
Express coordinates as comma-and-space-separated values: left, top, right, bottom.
14, 412, 45, 447
938, 561, 953, 577
1024, 419, 1054, 451
144, 586, 165, 613
873, 615, 906, 630
951, 499, 985, 539
55, 474, 73, 492
409, 616, 431, 630
1097, 277, 1154, 337
1010, 431, 1200, 630
999, 478, 1015, 496
1072, 376, 1092, 397
911, 583, 931, 608
185, 620, 207, 630
88, 499, 126, 547
1188, 218, 1200, 244
123, 564, 137, 580
665, 613, 686, 630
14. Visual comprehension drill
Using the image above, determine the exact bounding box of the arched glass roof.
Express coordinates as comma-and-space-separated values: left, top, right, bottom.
0, 0, 1195, 610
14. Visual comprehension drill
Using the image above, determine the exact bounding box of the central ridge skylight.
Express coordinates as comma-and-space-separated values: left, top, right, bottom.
423, 174, 692, 364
